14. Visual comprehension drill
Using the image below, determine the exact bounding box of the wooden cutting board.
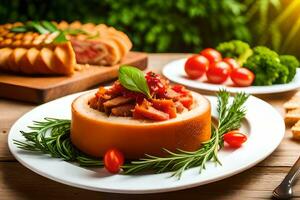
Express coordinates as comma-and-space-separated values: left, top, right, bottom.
0, 51, 147, 103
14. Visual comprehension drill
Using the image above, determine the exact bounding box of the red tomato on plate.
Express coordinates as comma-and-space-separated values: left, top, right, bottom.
206, 61, 231, 84
223, 58, 240, 71
184, 55, 209, 79
223, 130, 247, 148
200, 48, 222, 64
104, 148, 125, 174
230, 67, 255, 87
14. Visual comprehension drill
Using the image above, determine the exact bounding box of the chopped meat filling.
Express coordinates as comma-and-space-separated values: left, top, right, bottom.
89, 73, 194, 121
111, 104, 135, 117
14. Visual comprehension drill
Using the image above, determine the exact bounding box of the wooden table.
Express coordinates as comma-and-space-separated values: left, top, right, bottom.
1, 54, 300, 199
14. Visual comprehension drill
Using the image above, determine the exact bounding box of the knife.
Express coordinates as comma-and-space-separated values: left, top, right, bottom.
273, 155, 300, 199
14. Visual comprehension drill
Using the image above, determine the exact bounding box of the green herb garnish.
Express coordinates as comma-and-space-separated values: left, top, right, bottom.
10, 21, 68, 43
13, 118, 102, 167
63, 28, 88, 35
118, 66, 151, 98
9, 21, 92, 43
10, 21, 55, 34
13, 90, 249, 179
122, 90, 249, 178
41, 21, 58, 32
53, 31, 68, 43
9, 21, 99, 43
10, 26, 27, 33
86, 31, 100, 39
28, 21, 50, 34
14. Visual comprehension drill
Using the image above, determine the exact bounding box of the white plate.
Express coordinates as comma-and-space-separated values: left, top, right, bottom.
8, 90, 285, 194
162, 58, 300, 94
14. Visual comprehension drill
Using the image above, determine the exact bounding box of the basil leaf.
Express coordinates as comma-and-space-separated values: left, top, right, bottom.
86, 31, 100, 39
53, 31, 68, 43
41, 21, 58, 32
28, 21, 49, 34
63, 28, 88, 35
119, 66, 151, 98
9, 21, 87, 43
10, 26, 27, 33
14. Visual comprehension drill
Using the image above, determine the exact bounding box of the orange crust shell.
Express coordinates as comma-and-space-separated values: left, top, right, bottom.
71, 91, 211, 159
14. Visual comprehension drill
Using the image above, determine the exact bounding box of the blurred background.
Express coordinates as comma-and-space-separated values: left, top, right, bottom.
0, 0, 299, 57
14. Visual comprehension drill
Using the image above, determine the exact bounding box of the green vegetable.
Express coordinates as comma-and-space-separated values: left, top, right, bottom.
10, 21, 69, 43
10, 26, 27, 32
87, 31, 100, 40
274, 63, 289, 84
279, 55, 300, 83
13, 118, 103, 166
10, 21, 56, 34
63, 28, 88, 35
118, 66, 151, 98
41, 21, 58, 32
244, 46, 284, 85
227, 43, 300, 85
27, 21, 50, 34
13, 90, 248, 179
216, 40, 299, 85
9, 21, 87, 44
216, 40, 253, 65
123, 91, 249, 178
53, 31, 68, 43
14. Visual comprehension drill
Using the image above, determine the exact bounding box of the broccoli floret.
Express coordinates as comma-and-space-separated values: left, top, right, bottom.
274, 64, 289, 84
244, 46, 284, 86
216, 40, 253, 65
280, 55, 299, 83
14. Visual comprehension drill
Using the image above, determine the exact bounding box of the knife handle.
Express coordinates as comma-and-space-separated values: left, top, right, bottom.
273, 156, 300, 199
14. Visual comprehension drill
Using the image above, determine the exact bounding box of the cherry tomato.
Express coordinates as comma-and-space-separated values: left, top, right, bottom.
104, 148, 125, 174
223, 58, 240, 71
206, 61, 231, 84
184, 55, 209, 79
230, 67, 255, 87
223, 130, 247, 148
200, 48, 222, 64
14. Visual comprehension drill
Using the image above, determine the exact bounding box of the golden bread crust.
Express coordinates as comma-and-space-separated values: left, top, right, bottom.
71, 91, 211, 159
0, 21, 132, 75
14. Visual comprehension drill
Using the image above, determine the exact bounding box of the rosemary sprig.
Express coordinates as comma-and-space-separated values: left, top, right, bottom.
13, 118, 102, 166
122, 90, 249, 178
13, 90, 249, 179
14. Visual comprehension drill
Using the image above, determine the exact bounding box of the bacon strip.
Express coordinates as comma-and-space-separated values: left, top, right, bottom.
111, 104, 135, 117
133, 100, 170, 121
